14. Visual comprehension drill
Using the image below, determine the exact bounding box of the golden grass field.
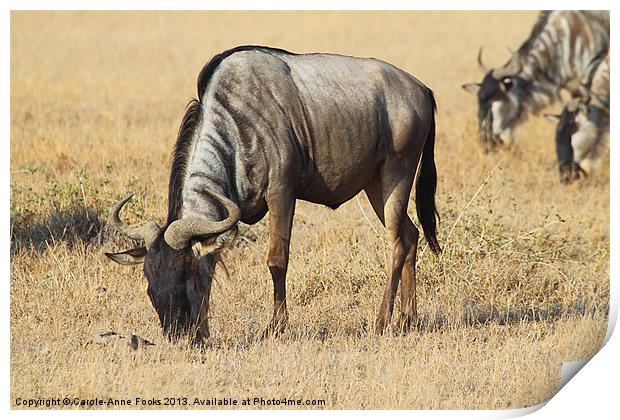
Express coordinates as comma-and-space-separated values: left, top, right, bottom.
10, 11, 609, 409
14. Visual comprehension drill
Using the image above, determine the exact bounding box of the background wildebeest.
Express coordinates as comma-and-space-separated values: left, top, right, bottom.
105, 45, 440, 343
462, 10, 609, 152
545, 51, 610, 184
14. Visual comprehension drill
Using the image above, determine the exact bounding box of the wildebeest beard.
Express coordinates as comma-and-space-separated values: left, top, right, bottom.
478, 107, 494, 152
554, 107, 579, 183
476, 71, 504, 152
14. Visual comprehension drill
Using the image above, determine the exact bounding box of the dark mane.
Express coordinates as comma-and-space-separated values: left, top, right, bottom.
584, 50, 608, 89
167, 99, 203, 225
167, 45, 294, 224
517, 10, 552, 56
196, 45, 294, 99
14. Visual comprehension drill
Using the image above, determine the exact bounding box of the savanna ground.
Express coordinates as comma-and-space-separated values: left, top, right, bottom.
10, 11, 609, 409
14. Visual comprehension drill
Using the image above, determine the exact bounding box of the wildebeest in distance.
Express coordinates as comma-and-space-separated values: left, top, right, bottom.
462, 11, 609, 152
545, 51, 610, 183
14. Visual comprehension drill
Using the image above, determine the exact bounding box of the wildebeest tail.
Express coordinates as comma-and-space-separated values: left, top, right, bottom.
415, 89, 441, 254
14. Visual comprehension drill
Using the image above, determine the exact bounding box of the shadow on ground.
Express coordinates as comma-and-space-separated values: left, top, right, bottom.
318, 299, 605, 339
414, 299, 608, 333
202, 299, 607, 352
10, 205, 104, 254
10, 200, 150, 254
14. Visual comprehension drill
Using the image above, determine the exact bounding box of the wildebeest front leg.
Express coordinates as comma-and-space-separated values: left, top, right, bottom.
261, 193, 296, 339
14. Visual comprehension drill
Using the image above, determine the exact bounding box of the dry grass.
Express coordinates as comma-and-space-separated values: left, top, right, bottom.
10, 11, 609, 409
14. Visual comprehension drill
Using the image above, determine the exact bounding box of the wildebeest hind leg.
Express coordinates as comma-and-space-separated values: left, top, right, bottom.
398, 216, 419, 333
261, 192, 296, 339
365, 170, 414, 334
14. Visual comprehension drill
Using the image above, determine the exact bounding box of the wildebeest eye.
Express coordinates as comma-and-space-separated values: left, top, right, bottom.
501, 77, 513, 92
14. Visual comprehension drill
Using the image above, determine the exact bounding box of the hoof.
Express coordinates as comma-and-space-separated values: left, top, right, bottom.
259, 318, 288, 341
398, 314, 418, 334
374, 318, 388, 335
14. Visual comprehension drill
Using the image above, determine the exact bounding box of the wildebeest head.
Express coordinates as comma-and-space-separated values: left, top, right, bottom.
104, 193, 239, 344
462, 50, 527, 151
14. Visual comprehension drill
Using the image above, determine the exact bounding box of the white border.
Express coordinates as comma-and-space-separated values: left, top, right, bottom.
2, 0, 618, 10
4, 2, 617, 419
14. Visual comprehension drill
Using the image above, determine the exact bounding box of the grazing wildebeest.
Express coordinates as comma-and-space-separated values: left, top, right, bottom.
545, 51, 609, 183
105, 45, 440, 343
462, 11, 609, 152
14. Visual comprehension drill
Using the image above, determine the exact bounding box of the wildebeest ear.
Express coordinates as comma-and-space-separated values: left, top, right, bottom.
105, 247, 147, 265
192, 226, 239, 257
461, 83, 481, 94
544, 113, 561, 123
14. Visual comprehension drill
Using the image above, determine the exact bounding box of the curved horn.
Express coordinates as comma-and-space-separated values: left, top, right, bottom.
164, 190, 240, 251
477, 47, 488, 71
108, 194, 160, 248
492, 55, 522, 80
